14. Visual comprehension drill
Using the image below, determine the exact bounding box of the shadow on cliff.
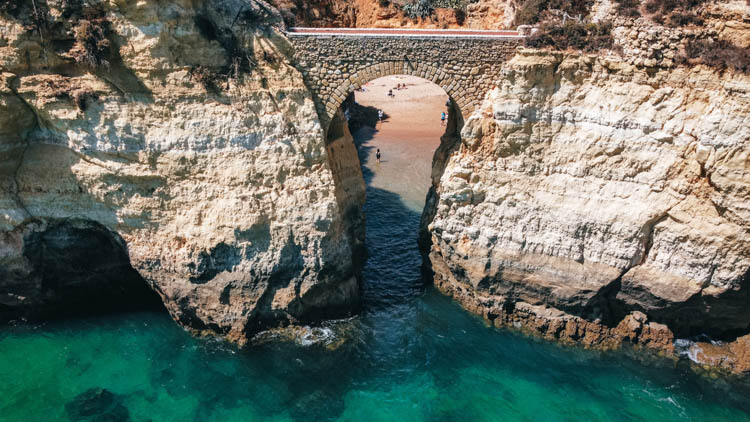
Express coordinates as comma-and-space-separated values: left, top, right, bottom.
346, 98, 389, 187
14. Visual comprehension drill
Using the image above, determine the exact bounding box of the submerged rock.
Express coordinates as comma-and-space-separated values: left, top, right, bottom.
687, 335, 750, 375
65, 388, 130, 422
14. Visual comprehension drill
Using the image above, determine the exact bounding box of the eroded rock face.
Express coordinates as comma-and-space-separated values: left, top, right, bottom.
427, 50, 750, 356
0, 0, 363, 344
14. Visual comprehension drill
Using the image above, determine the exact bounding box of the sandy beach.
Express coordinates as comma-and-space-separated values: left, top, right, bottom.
351, 75, 449, 212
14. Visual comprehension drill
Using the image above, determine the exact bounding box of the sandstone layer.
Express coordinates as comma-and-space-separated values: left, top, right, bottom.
0, 0, 364, 344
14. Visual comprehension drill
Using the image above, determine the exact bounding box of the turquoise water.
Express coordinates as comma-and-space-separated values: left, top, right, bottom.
3, 159, 750, 422
3, 186, 750, 420
3, 89, 750, 420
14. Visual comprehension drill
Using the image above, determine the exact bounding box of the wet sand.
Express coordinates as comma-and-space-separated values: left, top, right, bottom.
352, 75, 449, 212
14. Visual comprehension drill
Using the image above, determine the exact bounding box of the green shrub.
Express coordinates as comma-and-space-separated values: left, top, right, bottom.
400, 0, 478, 20
402, 0, 434, 19
433, 0, 478, 9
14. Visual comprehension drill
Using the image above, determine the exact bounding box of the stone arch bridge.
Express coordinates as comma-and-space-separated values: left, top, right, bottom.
286, 28, 525, 129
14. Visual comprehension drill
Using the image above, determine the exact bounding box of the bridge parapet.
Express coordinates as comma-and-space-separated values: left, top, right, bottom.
287, 29, 523, 128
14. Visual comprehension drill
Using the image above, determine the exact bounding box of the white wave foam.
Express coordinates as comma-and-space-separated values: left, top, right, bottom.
297, 326, 336, 347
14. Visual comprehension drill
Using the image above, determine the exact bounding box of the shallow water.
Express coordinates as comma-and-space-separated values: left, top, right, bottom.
3, 79, 750, 421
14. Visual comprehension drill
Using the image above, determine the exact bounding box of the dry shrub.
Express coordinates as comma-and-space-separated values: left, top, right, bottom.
194, 12, 256, 78
73, 90, 99, 111
613, 0, 641, 17
70, 17, 112, 68
43, 78, 98, 111
667, 11, 703, 27
188, 66, 221, 93
262, 50, 277, 65
455, 8, 466, 25
0, 0, 22, 16
525, 20, 613, 52
513, 0, 593, 26
513, 0, 546, 25
72, 90, 98, 111
614, 0, 708, 27
2, 0, 49, 35
44, 79, 72, 100
644, 0, 706, 27
680, 39, 750, 74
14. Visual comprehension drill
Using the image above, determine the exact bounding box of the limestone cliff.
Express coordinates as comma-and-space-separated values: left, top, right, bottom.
428, 48, 750, 363
0, 0, 364, 344
422, 0, 750, 374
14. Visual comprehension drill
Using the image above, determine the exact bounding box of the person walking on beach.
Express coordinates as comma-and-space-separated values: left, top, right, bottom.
378, 109, 383, 122
376, 149, 381, 164
441, 112, 446, 126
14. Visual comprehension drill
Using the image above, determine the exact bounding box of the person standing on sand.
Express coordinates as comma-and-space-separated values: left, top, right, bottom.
441, 112, 446, 126
376, 149, 381, 164
378, 109, 383, 122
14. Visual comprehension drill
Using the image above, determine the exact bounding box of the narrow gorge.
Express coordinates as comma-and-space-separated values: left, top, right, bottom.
1, 0, 750, 419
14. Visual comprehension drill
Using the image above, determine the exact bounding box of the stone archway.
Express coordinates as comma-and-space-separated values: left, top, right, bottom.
287, 31, 520, 130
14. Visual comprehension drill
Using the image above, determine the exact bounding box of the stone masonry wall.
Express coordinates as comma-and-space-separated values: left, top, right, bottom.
287, 35, 521, 125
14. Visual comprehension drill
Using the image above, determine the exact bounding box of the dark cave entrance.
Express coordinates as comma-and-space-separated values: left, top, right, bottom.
2, 218, 166, 322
